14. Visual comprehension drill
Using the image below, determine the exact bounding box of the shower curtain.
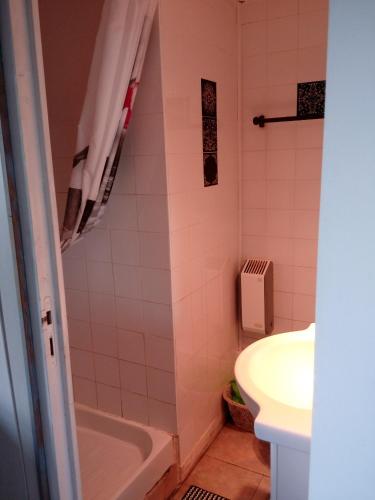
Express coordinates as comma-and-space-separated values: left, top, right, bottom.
61, 0, 157, 251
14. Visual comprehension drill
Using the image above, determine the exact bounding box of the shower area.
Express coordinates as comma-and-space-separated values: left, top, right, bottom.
38, 0, 240, 497
36, 0, 327, 497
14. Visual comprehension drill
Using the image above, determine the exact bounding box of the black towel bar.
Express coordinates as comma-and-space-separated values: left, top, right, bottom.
253, 114, 324, 127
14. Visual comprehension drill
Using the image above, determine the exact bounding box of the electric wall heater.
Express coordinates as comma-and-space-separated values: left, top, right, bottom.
240, 259, 273, 335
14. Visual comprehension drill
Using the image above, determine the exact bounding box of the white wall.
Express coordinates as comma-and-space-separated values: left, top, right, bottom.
309, 1, 375, 499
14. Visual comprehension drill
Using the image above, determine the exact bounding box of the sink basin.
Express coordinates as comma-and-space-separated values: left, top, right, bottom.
235, 323, 315, 452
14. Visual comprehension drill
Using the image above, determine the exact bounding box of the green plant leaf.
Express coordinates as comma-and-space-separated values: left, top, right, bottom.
230, 379, 245, 405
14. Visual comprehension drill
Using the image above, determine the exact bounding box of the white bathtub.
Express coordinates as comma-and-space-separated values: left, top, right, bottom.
75, 404, 175, 500
235, 323, 315, 500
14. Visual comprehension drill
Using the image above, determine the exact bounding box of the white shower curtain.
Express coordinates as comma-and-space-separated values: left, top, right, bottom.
61, 0, 157, 251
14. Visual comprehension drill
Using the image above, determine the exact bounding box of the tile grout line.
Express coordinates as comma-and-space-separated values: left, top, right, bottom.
203, 452, 270, 478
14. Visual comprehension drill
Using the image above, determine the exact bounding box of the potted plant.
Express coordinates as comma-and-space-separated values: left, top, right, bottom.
223, 379, 254, 432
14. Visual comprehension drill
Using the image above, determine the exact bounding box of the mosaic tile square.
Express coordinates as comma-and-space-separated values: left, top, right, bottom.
297, 80, 325, 117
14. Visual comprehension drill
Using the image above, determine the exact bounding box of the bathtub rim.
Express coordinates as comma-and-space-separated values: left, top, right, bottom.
75, 403, 175, 500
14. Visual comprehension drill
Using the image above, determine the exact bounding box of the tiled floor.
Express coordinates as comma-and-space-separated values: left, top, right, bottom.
172, 425, 270, 500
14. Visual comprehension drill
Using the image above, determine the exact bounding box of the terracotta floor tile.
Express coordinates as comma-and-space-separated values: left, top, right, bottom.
206, 425, 270, 476
252, 476, 271, 500
174, 455, 263, 500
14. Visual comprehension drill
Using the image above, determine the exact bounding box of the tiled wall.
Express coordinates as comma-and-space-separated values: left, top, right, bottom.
158, 0, 240, 464
240, 0, 328, 347
40, 5, 178, 433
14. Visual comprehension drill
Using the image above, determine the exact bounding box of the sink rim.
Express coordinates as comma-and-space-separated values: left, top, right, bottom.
235, 323, 315, 452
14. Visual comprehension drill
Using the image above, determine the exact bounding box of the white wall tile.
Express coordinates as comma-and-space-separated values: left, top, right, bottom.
147, 368, 176, 404
242, 209, 267, 236
273, 316, 293, 334
97, 383, 122, 416
89, 292, 116, 326
297, 46, 327, 82
169, 228, 191, 269
273, 264, 294, 293
121, 391, 148, 424
145, 336, 174, 372
295, 149, 322, 180
120, 361, 147, 395
293, 267, 317, 296
242, 151, 267, 180
130, 113, 165, 156
243, 54, 267, 88
267, 0, 298, 19
86, 262, 115, 295
298, 11, 328, 48
113, 264, 141, 299
70, 348, 95, 380
274, 291, 293, 319
94, 354, 120, 387
118, 329, 145, 364
266, 150, 295, 180
267, 50, 298, 86
266, 210, 293, 237
139, 232, 171, 269
110, 230, 140, 266
91, 323, 118, 357
292, 293, 316, 322
267, 16, 298, 52
135, 154, 167, 195
84, 229, 112, 262
72, 376, 97, 407
293, 238, 318, 268
294, 180, 321, 210
266, 180, 294, 209
242, 21, 267, 60
240, 0, 267, 24
242, 234, 266, 259
143, 302, 173, 339
292, 210, 319, 239
242, 180, 267, 209
296, 121, 324, 149
148, 399, 177, 434
115, 297, 144, 332
67, 318, 92, 351
112, 154, 136, 195
267, 122, 297, 150
63, 239, 85, 260
140, 268, 172, 304
105, 194, 138, 230
266, 236, 294, 266
298, 0, 328, 13
65, 289, 90, 322
136, 195, 169, 232
62, 258, 87, 291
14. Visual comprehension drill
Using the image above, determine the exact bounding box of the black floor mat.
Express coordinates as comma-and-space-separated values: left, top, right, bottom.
182, 484, 230, 500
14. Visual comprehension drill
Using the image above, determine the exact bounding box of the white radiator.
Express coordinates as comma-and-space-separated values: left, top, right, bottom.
240, 259, 273, 335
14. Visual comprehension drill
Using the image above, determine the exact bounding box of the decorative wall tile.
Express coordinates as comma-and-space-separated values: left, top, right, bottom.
201, 79, 218, 186
297, 80, 325, 117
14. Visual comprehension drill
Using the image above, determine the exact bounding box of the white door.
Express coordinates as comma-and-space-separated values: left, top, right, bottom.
0, 0, 81, 498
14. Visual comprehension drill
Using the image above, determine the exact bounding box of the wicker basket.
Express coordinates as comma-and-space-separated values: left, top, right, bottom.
222, 383, 254, 433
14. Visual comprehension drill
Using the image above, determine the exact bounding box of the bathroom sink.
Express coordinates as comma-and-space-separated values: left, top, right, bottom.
235, 323, 315, 452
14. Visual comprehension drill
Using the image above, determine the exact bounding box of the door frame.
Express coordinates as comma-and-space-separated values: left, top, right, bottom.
0, 0, 81, 498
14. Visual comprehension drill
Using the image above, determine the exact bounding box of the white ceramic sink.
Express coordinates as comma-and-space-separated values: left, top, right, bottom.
235, 323, 315, 452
